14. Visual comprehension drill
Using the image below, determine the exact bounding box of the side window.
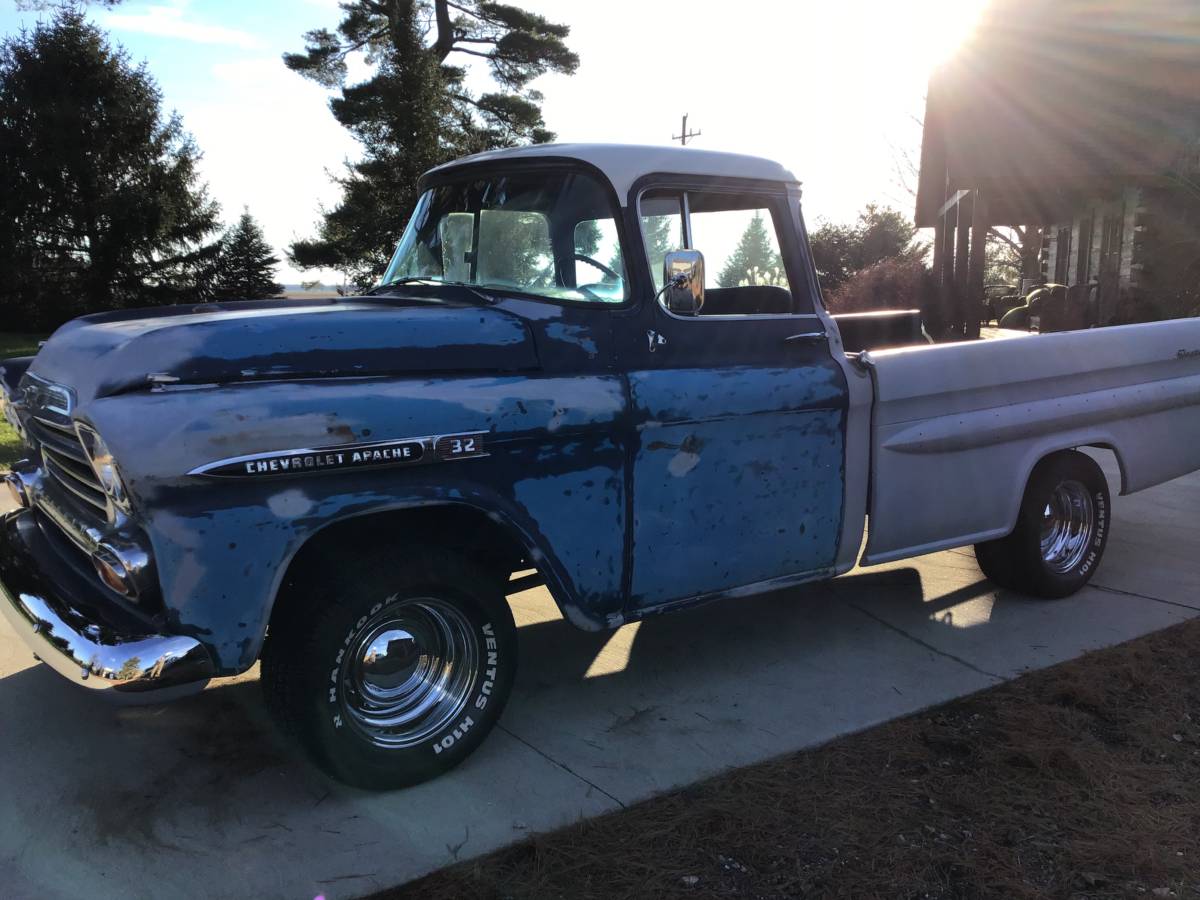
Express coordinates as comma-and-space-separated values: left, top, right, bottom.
691, 207, 787, 290
573, 218, 625, 302
639, 192, 686, 291
637, 189, 802, 315
688, 195, 793, 315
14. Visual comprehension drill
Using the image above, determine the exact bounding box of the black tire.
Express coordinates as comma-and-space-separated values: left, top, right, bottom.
261, 546, 516, 790
973, 450, 1110, 598
973, 538, 1019, 589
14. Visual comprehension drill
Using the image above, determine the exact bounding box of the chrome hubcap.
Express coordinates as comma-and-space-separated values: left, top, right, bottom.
340, 598, 478, 749
1040, 480, 1094, 574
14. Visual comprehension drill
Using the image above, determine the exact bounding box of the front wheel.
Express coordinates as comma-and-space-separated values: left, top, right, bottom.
261, 547, 517, 790
974, 450, 1110, 598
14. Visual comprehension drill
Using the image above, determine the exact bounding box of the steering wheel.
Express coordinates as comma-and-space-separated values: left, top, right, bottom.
572, 253, 621, 282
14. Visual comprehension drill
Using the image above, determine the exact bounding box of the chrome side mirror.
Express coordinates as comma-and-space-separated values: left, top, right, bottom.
662, 250, 705, 315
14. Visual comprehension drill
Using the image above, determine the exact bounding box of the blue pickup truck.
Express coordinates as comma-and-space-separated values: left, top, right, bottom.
3, 144, 1200, 788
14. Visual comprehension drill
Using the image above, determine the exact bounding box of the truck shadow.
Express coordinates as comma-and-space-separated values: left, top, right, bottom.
508, 566, 1010, 693
0, 563, 1037, 841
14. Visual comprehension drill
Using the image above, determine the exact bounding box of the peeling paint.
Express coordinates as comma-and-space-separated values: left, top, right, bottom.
667, 448, 701, 478
267, 489, 313, 519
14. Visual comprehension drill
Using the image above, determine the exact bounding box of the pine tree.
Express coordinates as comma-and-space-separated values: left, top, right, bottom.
0, 10, 221, 329
718, 213, 783, 287
212, 210, 284, 301
285, 1, 579, 288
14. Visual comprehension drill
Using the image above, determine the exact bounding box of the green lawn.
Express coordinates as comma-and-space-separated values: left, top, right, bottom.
0, 332, 49, 469
0, 332, 45, 358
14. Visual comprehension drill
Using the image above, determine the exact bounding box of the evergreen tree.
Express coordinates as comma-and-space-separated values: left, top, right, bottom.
0, 10, 221, 329
285, 1, 579, 288
718, 213, 783, 287
575, 219, 602, 257
808, 204, 924, 292
212, 210, 284, 301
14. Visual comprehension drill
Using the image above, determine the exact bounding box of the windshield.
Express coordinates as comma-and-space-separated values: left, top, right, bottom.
380, 169, 627, 304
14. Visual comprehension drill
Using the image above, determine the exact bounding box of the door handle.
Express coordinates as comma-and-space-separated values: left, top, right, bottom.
784, 331, 827, 344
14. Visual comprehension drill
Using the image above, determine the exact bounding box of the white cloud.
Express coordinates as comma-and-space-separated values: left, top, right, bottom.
101, 3, 261, 50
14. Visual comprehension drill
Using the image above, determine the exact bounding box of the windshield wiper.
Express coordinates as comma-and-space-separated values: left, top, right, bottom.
363, 277, 495, 305
363, 277, 441, 295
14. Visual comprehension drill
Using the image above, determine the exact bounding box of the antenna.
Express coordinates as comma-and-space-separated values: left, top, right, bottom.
672, 113, 701, 146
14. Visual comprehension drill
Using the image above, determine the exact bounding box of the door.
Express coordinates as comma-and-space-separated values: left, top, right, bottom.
621, 185, 850, 612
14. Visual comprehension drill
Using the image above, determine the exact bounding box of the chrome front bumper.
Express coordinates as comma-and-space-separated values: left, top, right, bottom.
0, 509, 214, 697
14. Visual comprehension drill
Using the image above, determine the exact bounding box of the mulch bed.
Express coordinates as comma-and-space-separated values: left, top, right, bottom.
377, 617, 1200, 899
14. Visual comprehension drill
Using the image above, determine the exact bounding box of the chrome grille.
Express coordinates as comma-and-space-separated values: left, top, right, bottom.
25, 414, 108, 517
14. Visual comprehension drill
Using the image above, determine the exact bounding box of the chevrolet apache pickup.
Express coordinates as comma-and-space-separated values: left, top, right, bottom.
2, 144, 1199, 789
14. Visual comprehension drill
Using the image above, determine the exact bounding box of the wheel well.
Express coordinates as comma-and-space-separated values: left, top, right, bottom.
1025, 445, 1123, 494
1081, 443, 1127, 494
270, 505, 531, 630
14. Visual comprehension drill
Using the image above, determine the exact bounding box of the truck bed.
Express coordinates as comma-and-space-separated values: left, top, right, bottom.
860, 318, 1200, 564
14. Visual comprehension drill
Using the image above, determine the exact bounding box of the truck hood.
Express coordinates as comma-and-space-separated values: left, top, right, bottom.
26, 296, 539, 402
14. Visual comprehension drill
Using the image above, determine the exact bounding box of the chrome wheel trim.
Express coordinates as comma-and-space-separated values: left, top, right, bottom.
1039, 479, 1094, 575
339, 598, 479, 750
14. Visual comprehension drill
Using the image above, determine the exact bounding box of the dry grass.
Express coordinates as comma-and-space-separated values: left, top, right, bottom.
380, 618, 1200, 900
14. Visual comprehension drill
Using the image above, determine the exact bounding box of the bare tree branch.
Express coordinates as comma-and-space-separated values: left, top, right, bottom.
988, 227, 1023, 255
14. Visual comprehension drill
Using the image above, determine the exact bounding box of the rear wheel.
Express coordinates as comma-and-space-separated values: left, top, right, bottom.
261, 546, 516, 790
974, 451, 1110, 598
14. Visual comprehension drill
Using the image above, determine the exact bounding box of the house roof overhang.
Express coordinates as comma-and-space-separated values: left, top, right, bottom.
915, 0, 1200, 227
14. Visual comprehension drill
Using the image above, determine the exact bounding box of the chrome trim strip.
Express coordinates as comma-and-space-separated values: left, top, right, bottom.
41, 444, 95, 480
31, 415, 77, 436
189, 432, 489, 479
43, 454, 108, 512
17, 467, 106, 556
27, 420, 91, 464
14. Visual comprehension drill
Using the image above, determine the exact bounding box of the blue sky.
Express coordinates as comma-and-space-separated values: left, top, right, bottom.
0, 0, 988, 285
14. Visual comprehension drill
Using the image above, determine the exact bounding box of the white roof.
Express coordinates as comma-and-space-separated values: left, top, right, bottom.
424, 143, 799, 200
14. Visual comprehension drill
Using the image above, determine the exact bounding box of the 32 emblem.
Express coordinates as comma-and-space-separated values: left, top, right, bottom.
436, 434, 481, 459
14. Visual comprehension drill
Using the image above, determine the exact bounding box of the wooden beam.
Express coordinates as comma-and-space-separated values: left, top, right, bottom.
955, 197, 972, 298
966, 189, 989, 339
932, 214, 946, 285
955, 196, 974, 336
937, 189, 972, 221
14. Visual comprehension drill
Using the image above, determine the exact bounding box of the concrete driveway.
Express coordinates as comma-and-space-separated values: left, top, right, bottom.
1, 455, 1197, 899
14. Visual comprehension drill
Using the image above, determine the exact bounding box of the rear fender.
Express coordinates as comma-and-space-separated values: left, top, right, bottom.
862, 319, 1200, 565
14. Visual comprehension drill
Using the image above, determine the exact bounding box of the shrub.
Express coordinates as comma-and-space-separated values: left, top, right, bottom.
825, 258, 945, 338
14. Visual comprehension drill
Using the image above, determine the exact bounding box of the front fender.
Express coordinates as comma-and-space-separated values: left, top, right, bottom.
82, 375, 629, 671
140, 476, 618, 672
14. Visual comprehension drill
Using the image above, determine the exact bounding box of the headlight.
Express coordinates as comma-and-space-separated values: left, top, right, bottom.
75, 423, 131, 513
